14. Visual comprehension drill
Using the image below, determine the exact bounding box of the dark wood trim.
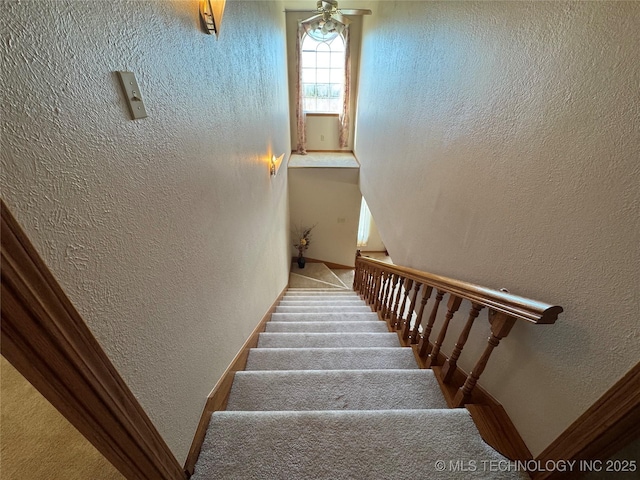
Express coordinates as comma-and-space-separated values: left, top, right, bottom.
0, 200, 186, 480
467, 404, 532, 462
183, 286, 288, 476
291, 256, 354, 270
533, 361, 640, 480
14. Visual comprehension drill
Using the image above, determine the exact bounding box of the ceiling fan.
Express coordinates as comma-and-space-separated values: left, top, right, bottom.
289, 1, 372, 35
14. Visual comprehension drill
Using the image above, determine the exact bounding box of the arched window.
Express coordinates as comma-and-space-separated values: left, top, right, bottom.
300, 33, 345, 114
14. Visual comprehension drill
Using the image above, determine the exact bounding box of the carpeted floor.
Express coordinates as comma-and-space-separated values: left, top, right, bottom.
0, 357, 124, 480
192, 282, 528, 479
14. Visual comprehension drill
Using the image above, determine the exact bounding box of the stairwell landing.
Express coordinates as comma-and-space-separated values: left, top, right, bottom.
192, 266, 527, 479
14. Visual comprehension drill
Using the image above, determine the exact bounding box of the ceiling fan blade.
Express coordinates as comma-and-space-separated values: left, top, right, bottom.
285, 9, 321, 13
332, 13, 351, 25
301, 13, 323, 24
339, 9, 372, 15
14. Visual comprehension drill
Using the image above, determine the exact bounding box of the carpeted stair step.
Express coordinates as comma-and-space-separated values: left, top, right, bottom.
278, 299, 366, 306
283, 294, 360, 301
265, 321, 389, 333
257, 332, 399, 348
192, 409, 527, 480
245, 347, 417, 371
275, 305, 372, 313
270, 312, 380, 322
282, 290, 361, 300
285, 289, 355, 295
226, 369, 448, 411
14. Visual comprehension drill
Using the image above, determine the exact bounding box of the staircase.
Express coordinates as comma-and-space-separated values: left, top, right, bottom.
192, 284, 529, 479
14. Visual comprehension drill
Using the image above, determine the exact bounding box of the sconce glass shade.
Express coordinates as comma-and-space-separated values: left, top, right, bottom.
200, 0, 226, 37
270, 154, 285, 176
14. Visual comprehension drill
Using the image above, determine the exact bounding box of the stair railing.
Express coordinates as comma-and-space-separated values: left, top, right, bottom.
353, 252, 563, 407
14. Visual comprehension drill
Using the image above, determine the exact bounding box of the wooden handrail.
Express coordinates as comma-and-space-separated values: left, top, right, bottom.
355, 255, 562, 325
354, 252, 563, 407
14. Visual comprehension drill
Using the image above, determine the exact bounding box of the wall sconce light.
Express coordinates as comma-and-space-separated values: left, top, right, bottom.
270, 154, 284, 177
200, 0, 226, 37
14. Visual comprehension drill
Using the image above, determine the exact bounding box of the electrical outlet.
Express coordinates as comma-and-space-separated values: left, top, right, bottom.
320, 134, 325, 141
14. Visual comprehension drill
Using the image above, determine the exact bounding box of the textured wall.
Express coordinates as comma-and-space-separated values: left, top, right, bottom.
1, 0, 290, 464
289, 167, 361, 266
356, 1, 640, 456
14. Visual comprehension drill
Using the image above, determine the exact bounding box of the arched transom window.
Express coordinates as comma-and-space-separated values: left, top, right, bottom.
301, 33, 345, 113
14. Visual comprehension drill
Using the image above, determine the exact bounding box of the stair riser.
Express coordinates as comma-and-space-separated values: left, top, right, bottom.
245, 348, 418, 371
265, 321, 389, 333
226, 370, 448, 411
270, 312, 379, 322
279, 300, 366, 306
285, 292, 356, 296
275, 306, 372, 313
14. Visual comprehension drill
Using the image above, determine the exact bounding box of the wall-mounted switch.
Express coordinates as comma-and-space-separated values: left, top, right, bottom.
117, 71, 147, 120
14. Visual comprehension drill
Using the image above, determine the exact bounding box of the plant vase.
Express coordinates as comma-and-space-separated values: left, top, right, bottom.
297, 256, 306, 269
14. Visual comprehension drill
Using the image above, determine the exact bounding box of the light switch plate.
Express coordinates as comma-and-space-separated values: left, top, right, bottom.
117, 71, 147, 120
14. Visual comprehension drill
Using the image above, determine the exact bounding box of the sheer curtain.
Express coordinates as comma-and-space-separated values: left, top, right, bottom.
339, 25, 350, 148
357, 197, 372, 247
295, 22, 307, 154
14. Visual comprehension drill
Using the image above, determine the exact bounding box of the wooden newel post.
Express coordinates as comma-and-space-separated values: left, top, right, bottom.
353, 250, 361, 291
453, 311, 517, 407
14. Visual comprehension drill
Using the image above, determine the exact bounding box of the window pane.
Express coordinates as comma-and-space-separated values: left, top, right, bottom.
317, 52, 331, 69
300, 33, 345, 113
330, 83, 342, 98
302, 51, 315, 66
302, 69, 316, 83
316, 98, 331, 112
328, 99, 341, 112
316, 69, 330, 83
304, 98, 315, 111
303, 84, 316, 97
316, 84, 329, 98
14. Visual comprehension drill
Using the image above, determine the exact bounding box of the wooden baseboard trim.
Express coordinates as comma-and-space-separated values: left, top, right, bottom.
291, 257, 354, 270
532, 361, 640, 480
183, 285, 288, 476
0, 200, 186, 480
467, 404, 532, 462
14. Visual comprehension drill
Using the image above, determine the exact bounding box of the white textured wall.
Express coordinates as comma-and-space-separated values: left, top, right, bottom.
1, 0, 290, 464
289, 167, 361, 266
356, 1, 640, 456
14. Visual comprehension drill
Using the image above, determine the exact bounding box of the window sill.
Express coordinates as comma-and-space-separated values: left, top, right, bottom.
305, 112, 340, 117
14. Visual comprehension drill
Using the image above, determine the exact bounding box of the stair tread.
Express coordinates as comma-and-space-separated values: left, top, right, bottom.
193, 409, 527, 480
245, 347, 417, 371
257, 332, 399, 348
227, 369, 448, 411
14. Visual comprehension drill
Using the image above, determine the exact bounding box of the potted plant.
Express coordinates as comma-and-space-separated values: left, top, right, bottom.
294, 225, 315, 268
